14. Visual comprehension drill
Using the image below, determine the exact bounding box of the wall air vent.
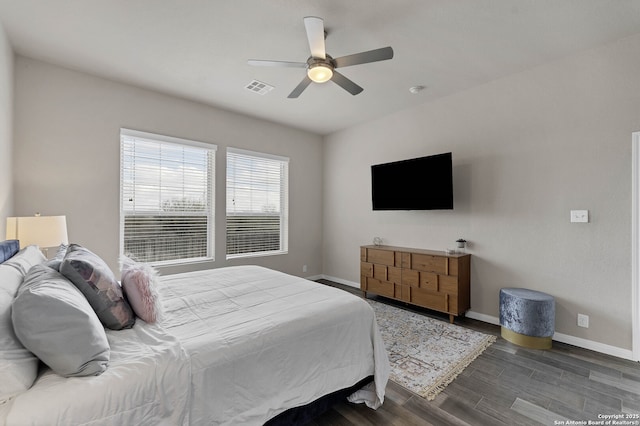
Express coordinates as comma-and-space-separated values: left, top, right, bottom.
245, 80, 274, 95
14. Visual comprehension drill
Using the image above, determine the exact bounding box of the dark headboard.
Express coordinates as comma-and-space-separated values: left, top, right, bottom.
0, 240, 20, 263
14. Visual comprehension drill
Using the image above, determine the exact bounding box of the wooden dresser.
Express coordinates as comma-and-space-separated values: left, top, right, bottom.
360, 245, 471, 323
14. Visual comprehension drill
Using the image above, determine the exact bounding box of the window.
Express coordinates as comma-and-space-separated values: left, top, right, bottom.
120, 129, 216, 264
226, 147, 289, 259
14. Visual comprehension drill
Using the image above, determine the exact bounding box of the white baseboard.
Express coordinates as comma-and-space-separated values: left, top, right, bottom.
317, 275, 635, 361
466, 311, 634, 361
320, 275, 360, 288
304, 274, 324, 281
551, 331, 633, 360
466, 310, 500, 325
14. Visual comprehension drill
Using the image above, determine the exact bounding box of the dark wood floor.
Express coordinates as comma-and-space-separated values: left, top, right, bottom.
311, 279, 640, 426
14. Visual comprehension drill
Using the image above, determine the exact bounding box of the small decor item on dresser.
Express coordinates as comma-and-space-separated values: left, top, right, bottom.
373, 237, 383, 246
455, 239, 466, 251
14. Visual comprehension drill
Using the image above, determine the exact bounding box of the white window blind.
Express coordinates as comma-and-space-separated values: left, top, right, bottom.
120, 129, 216, 264
226, 147, 289, 259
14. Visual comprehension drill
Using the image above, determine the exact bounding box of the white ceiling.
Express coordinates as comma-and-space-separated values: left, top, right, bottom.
1, 0, 639, 135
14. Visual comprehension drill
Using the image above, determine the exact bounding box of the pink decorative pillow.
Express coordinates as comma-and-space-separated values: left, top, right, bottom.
120, 257, 163, 324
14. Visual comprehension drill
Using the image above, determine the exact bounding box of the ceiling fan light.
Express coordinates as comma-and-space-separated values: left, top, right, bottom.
307, 63, 333, 83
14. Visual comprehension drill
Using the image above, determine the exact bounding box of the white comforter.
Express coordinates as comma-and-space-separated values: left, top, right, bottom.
2, 323, 191, 426
2, 266, 389, 426
159, 265, 389, 425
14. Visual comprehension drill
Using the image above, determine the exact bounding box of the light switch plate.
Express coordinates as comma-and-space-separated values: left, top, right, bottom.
570, 210, 589, 223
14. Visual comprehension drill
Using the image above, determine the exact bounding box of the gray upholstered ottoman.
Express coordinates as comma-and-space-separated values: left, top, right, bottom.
499, 288, 555, 349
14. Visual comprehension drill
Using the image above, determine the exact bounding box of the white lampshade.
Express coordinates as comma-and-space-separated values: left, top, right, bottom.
6, 215, 69, 249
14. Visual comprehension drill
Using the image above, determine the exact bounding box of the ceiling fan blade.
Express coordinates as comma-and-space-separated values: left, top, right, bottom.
304, 16, 326, 59
334, 46, 394, 68
330, 71, 363, 96
288, 76, 313, 98
248, 59, 306, 68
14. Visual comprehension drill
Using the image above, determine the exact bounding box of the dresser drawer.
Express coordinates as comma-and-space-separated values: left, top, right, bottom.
366, 248, 395, 266
447, 294, 460, 314
409, 288, 447, 312
412, 253, 447, 274
419, 272, 438, 291
397, 284, 410, 302
401, 269, 419, 287
400, 252, 411, 268
388, 266, 402, 284
447, 258, 459, 276
439, 275, 458, 294
360, 262, 373, 278
365, 277, 394, 298
373, 264, 388, 281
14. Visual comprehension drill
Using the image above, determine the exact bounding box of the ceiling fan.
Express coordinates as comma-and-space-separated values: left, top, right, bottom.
248, 16, 394, 98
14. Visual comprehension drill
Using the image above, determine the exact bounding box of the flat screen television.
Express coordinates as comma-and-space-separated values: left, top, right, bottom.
371, 152, 453, 210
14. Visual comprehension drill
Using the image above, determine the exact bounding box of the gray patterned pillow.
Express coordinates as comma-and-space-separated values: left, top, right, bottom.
12, 264, 110, 377
60, 244, 135, 330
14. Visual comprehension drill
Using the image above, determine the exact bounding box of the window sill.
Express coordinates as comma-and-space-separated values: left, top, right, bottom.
226, 250, 287, 261
150, 256, 214, 268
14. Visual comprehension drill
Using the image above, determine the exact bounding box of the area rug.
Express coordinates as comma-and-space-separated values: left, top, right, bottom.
368, 299, 496, 400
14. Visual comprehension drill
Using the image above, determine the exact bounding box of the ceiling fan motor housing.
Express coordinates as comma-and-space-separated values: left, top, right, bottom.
306, 55, 335, 83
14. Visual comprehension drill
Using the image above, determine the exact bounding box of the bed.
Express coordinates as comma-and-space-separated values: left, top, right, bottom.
0, 240, 389, 425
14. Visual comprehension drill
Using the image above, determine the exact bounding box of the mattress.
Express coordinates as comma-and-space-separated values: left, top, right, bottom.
158, 265, 389, 425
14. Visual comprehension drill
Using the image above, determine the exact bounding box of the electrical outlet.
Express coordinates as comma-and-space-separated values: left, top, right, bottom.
302, 265, 308, 273
571, 210, 589, 223
577, 313, 589, 328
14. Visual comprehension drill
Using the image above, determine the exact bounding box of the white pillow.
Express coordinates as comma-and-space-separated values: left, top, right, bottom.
1, 245, 46, 276
12, 264, 110, 377
0, 246, 46, 402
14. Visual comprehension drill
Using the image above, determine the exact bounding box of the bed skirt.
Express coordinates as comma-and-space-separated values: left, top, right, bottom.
265, 376, 375, 426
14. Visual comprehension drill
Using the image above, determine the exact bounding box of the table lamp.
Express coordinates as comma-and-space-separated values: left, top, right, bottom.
6, 214, 69, 256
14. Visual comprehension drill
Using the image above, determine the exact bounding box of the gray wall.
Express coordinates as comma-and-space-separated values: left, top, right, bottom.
323, 34, 640, 351
13, 57, 324, 277
0, 22, 13, 237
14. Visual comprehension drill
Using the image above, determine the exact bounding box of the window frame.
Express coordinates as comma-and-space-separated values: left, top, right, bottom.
226, 147, 289, 260
119, 128, 217, 266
